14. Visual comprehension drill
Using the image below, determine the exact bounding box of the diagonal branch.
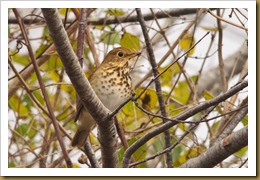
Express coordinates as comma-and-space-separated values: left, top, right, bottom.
122, 80, 248, 167
41, 8, 117, 168
12, 8, 72, 168
179, 126, 248, 168
8, 19, 79, 99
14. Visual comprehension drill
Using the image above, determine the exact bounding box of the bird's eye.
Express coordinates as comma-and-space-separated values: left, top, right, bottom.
117, 51, 124, 57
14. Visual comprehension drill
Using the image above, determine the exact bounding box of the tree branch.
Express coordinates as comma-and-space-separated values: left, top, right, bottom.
136, 8, 172, 167
216, 9, 228, 92
9, 8, 215, 25
197, 42, 248, 97
122, 80, 248, 167
41, 8, 117, 168
8, 19, 79, 99
214, 103, 248, 145
179, 126, 248, 168
13, 8, 72, 168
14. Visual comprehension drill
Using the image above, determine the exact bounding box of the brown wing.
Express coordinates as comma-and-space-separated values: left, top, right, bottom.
74, 101, 83, 122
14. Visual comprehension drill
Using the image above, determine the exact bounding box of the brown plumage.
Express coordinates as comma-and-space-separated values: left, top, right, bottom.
71, 47, 141, 147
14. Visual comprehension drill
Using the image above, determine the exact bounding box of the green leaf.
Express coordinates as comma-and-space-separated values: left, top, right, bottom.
105, 8, 125, 16
15, 123, 27, 136
120, 32, 141, 51
100, 31, 120, 45
235, 146, 247, 157
129, 137, 148, 167
35, 44, 49, 57
241, 115, 248, 126
172, 145, 183, 161
202, 90, 222, 113
202, 90, 214, 100
12, 53, 30, 66
138, 88, 158, 109
15, 121, 37, 139
40, 55, 62, 71
32, 90, 45, 105
9, 95, 29, 118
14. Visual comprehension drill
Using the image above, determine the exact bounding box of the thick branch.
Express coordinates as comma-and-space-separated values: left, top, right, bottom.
41, 8, 117, 168
179, 126, 248, 168
214, 105, 248, 145
122, 80, 248, 167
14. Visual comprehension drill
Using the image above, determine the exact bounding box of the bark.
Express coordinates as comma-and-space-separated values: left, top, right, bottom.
41, 8, 117, 168
122, 80, 247, 167
179, 126, 248, 168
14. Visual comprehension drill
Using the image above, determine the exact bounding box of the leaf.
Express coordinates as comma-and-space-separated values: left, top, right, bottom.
129, 137, 148, 167
187, 145, 206, 158
100, 31, 120, 45
15, 121, 37, 139
200, 25, 226, 32
179, 33, 195, 55
118, 136, 147, 168
173, 81, 190, 104
12, 53, 30, 66
40, 55, 62, 71
202, 90, 223, 113
136, 88, 158, 110
172, 145, 183, 161
158, 66, 173, 88
120, 32, 141, 51
105, 8, 126, 16
32, 91, 45, 105
35, 44, 49, 57
235, 146, 247, 157
241, 115, 248, 126
9, 95, 29, 118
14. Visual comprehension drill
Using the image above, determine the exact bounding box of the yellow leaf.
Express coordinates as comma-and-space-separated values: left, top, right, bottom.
179, 33, 195, 55
136, 88, 158, 110
120, 32, 141, 51
200, 25, 226, 32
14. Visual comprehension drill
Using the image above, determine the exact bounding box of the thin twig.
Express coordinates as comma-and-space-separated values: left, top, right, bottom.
13, 8, 72, 168
76, 8, 87, 66
83, 141, 101, 168
122, 80, 247, 167
208, 9, 248, 31
135, 31, 210, 101
129, 106, 216, 167
136, 8, 173, 167
216, 9, 228, 92
8, 19, 79, 99
134, 8, 207, 89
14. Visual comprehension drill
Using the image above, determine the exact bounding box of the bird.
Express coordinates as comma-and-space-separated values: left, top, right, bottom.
71, 47, 141, 147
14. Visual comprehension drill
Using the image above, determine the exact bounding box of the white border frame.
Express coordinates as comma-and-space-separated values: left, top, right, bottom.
1, 1, 256, 176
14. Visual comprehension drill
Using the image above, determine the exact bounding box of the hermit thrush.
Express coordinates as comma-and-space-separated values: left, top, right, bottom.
72, 47, 141, 147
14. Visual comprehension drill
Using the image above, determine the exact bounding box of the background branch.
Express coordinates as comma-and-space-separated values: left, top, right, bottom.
13, 8, 72, 168
180, 126, 248, 168
8, 8, 216, 25
136, 8, 172, 167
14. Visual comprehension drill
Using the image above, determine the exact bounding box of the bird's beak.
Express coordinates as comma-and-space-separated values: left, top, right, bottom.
128, 51, 142, 59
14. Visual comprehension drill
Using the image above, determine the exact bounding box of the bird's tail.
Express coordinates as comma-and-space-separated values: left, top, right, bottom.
71, 128, 90, 147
